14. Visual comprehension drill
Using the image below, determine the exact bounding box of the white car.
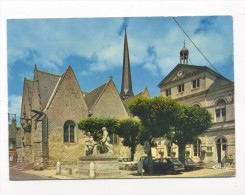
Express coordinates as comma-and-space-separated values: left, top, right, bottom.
119, 158, 137, 170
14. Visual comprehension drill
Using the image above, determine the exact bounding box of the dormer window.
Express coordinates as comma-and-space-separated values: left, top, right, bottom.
178, 84, 185, 93
192, 79, 200, 89
166, 88, 171, 96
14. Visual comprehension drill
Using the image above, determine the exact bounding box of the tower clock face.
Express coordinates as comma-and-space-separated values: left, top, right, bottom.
177, 69, 183, 77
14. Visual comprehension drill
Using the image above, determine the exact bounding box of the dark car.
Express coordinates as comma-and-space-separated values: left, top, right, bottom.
184, 158, 196, 171
143, 157, 185, 174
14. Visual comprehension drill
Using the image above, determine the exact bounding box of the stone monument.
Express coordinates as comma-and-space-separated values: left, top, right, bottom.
77, 127, 120, 178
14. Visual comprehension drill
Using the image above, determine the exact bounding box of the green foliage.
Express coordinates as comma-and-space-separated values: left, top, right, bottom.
78, 118, 119, 141
117, 119, 141, 160
128, 96, 180, 143
117, 119, 140, 146
167, 105, 212, 146
128, 96, 212, 172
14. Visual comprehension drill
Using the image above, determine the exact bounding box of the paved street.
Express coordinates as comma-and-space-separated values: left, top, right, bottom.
9, 168, 55, 180
9, 165, 236, 180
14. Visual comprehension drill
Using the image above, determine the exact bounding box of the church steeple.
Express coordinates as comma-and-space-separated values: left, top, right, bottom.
180, 41, 189, 64
120, 28, 134, 100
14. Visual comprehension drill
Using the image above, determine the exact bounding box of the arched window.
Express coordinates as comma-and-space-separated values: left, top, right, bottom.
193, 139, 201, 157
215, 98, 226, 122
64, 120, 75, 143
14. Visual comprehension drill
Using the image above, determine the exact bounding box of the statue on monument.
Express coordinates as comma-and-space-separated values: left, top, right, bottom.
100, 127, 113, 154
85, 132, 95, 156
84, 127, 113, 156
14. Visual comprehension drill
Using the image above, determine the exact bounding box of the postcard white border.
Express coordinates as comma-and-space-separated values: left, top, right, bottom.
1, 1, 245, 195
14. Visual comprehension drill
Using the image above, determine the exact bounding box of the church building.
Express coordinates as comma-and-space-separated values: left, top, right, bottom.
16, 30, 148, 169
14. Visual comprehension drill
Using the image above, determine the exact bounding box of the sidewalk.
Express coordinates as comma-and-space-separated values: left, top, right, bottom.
21, 166, 236, 179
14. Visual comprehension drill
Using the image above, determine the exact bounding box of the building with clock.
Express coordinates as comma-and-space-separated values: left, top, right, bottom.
155, 45, 235, 166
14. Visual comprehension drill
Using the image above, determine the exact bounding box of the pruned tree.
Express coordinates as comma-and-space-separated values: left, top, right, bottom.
117, 119, 141, 161
166, 104, 212, 163
128, 96, 179, 174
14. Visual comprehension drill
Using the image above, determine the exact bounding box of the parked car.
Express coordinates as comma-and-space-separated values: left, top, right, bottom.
143, 157, 185, 174
184, 158, 196, 171
119, 158, 137, 170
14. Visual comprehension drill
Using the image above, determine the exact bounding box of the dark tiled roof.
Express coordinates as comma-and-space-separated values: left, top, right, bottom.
84, 82, 108, 111
208, 77, 233, 90
25, 79, 33, 107
123, 87, 150, 114
36, 70, 61, 109
8, 124, 16, 139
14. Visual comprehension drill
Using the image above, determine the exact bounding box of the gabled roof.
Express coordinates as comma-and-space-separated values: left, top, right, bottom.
158, 64, 232, 87
20, 78, 33, 119
84, 79, 115, 111
25, 78, 33, 106
84, 81, 109, 111
35, 69, 61, 109
122, 87, 150, 114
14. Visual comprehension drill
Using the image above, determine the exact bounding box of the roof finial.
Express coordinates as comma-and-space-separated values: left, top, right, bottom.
109, 75, 113, 80
34, 64, 37, 70
184, 40, 185, 47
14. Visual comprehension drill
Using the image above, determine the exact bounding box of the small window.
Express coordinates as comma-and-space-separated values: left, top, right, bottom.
192, 79, 200, 89
178, 84, 184, 93
166, 88, 171, 96
193, 139, 201, 157
64, 120, 76, 143
207, 146, 212, 152
215, 99, 226, 122
166, 142, 172, 157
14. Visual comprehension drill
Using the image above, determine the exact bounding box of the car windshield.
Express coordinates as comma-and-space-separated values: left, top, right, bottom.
169, 158, 181, 164
186, 158, 193, 163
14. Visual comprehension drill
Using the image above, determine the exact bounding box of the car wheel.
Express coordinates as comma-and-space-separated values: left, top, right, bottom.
166, 170, 172, 175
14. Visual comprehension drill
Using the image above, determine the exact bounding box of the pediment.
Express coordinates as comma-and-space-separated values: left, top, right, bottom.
158, 64, 206, 86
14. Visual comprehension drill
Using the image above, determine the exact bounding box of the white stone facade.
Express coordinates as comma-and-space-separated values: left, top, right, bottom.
157, 47, 235, 165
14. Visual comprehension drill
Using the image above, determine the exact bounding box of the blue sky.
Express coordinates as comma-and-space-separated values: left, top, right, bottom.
7, 16, 234, 124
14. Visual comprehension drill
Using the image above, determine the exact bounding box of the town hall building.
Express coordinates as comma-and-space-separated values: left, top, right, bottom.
155, 44, 235, 166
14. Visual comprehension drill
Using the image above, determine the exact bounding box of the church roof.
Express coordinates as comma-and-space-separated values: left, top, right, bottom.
84, 82, 108, 111
122, 87, 150, 115
35, 69, 61, 110
25, 78, 34, 107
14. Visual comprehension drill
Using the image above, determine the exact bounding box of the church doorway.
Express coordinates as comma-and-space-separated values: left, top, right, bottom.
216, 137, 227, 163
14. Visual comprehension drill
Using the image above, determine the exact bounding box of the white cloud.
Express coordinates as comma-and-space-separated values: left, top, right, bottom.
8, 16, 233, 79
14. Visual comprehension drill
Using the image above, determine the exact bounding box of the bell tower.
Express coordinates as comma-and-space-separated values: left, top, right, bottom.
120, 29, 134, 100
180, 41, 189, 64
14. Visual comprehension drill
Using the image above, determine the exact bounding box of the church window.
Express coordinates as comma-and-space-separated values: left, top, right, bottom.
178, 84, 185, 93
166, 88, 171, 96
64, 120, 76, 143
192, 79, 200, 89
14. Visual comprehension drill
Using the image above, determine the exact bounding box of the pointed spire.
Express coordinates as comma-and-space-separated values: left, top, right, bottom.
120, 29, 134, 100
